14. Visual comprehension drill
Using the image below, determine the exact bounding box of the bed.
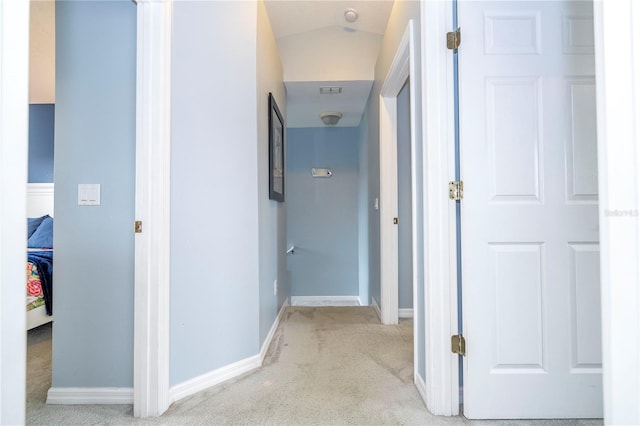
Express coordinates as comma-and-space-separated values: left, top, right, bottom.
26, 183, 54, 330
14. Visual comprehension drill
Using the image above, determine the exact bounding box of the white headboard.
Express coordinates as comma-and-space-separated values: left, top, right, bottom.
27, 183, 54, 217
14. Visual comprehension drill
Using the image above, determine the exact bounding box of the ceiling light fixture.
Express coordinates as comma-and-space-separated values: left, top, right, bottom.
344, 8, 359, 23
320, 112, 343, 126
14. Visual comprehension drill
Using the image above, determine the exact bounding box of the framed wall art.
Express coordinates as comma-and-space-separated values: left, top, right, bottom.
268, 92, 285, 202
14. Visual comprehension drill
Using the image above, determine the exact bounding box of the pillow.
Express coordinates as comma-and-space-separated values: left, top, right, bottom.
27, 216, 53, 248
27, 215, 49, 238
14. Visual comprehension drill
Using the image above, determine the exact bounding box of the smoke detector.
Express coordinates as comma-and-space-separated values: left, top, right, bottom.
320, 112, 343, 126
344, 8, 359, 23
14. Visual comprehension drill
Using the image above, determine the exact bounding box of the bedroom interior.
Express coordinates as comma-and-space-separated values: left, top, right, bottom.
26, 0, 55, 403
26, 185, 54, 330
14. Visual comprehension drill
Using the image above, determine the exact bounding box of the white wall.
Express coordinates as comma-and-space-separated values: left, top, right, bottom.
279, 27, 381, 82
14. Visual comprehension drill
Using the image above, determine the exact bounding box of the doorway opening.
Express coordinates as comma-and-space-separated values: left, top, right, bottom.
379, 20, 418, 329
26, 0, 55, 415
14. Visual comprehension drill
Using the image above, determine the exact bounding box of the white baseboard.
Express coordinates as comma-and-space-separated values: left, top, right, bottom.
169, 354, 261, 404
371, 297, 382, 320
399, 308, 414, 319
27, 305, 53, 330
290, 296, 361, 306
46, 387, 133, 405
170, 299, 291, 404
260, 299, 289, 363
415, 373, 427, 406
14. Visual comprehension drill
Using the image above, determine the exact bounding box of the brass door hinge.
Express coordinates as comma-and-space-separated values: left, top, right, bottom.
393, 217, 399, 225
449, 180, 464, 201
447, 28, 461, 50
451, 334, 466, 356
134, 220, 143, 233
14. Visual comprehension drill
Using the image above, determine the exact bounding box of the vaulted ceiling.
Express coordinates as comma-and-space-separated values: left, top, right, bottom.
264, 0, 395, 127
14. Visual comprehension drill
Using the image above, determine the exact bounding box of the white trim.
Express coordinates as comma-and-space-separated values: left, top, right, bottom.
46, 388, 134, 405
371, 297, 382, 321
169, 300, 289, 405
415, 372, 427, 405
379, 21, 416, 327
593, 1, 640, 424
379, 20, 423, 404
407, 20, 422, 421
398, 308, 413, 319
27, 306, 52, 331
27, 183, 54, 217
0, 0, 29, 423
290, 296, 361, 306
421, 0, 459, 416
169, 355, 261, 404
260, 300, 289, 363
133, 0, 173, 418
26, 182, 54, 195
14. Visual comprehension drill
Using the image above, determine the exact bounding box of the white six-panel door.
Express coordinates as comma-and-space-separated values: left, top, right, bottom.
459, 1, 602, 419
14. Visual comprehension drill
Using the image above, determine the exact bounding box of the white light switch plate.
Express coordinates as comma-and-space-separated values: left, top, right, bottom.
78, 184, 101, 206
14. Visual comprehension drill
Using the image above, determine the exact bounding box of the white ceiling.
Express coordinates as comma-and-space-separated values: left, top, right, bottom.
264, 0, 394, 128
30, 0, 55, 104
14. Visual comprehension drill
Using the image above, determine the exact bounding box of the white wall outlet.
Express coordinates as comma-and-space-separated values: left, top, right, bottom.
273, 279, 278, 296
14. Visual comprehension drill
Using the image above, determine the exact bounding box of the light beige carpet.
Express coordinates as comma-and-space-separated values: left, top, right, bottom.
26, 307, 604, 425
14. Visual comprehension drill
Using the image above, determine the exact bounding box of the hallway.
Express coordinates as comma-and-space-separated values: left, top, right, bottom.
26, 307, 602, 425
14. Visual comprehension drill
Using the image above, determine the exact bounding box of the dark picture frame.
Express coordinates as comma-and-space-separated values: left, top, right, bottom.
268, 93, 285, 202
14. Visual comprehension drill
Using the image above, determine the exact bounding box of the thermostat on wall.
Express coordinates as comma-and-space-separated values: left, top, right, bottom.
311, 168, 333, 178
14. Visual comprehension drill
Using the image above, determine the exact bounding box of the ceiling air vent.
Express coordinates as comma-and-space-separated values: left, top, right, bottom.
319, 86, 342, 95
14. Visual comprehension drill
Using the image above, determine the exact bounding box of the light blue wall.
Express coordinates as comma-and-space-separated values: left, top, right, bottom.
358, 100, 371, 306
257, 0, 287, 346
170, 1, 263, 386
28, 104, 54, 183
52, 0, 136, 387
287, 127, 360, 298
397, 80, 413, 310
362, 96, 381, 309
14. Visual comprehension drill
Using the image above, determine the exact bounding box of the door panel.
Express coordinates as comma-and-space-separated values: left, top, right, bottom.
460, 1, 601, 419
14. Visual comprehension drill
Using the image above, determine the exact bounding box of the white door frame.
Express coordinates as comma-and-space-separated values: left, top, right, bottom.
379, 20, 418, 327
419, 0, 460, 416
0, 1, 29, 424
593, 1, 640, 423
133, 0, 172, 418
417, 0, 640, 421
